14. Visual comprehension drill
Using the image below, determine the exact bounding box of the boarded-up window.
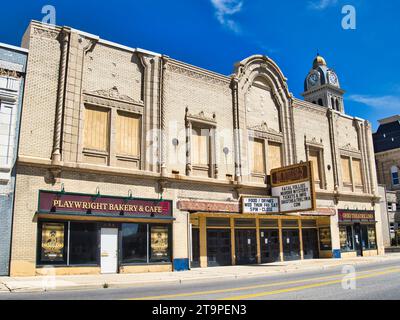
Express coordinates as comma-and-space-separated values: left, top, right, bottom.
268, 142, 282, 173
341, 156, 351, 185
250, 138, 266, 174
116, 111, 141, 157
309, 150, 321, 182
84, 106, 109, 151
192, 128, 209, 166
352, 158, 363, 186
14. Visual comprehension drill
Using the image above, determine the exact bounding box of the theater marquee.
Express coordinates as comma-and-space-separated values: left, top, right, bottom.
271, 162, 316, 214
242, 197, 280, 214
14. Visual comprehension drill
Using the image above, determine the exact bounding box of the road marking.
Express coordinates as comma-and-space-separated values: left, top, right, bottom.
222, 267, 400, 300
127, 266, 399, 300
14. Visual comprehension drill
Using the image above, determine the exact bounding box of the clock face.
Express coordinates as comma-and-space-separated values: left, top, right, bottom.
328, 72, 338, 85
308, 73, 319, 87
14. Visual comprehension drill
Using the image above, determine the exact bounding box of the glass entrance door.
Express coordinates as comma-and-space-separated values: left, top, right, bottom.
207, 229, 231, 267
282, 229, 301, 261
302, 229, 319, 259
235, 229, 257, 265
260, 229, 280, 263
353, 223, 363, 256
191, 228, 200, 268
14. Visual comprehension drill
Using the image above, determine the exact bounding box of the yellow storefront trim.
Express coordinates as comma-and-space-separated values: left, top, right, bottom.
191, 213, 331, 267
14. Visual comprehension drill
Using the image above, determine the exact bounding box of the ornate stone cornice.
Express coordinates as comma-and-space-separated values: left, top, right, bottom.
167, 60, 230, 87
32, 26, 60, 39
0, 69, 22, 78
84, 87, 143, 106
83, 89, 144, 114
340, 143, 361, 157
292, 98, 328, 116
248, 122, 283, 143
185, 108, 217, 126
305, 136, 324, 148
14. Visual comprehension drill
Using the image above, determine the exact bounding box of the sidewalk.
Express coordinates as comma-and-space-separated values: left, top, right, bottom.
1, 253, 400, 293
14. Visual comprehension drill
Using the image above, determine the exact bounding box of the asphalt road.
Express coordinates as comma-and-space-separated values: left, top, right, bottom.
1, 259, 400, 300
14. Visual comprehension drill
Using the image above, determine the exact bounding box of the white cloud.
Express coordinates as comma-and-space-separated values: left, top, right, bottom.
210, 0, 243, 33
308, 0, 338, 10
348, 94, 400, 110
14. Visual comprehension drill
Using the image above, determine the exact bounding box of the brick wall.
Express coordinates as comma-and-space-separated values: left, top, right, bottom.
10, 21, 384, 275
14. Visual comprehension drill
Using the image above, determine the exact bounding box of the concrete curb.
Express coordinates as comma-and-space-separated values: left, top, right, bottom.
1, 255, 399, 293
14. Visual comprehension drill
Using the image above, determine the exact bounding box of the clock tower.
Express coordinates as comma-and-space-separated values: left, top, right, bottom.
302, 54, 345, 113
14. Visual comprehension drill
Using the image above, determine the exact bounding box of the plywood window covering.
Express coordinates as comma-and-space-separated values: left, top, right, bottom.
84, 106, 109, 152
352, 158, 363, 186
309, 150, 321, 182
268, 142, 282, 173
192, 127, 209, 166
116, 111, 141, 157
341, 156, 352, 185
250, 138, 266, 174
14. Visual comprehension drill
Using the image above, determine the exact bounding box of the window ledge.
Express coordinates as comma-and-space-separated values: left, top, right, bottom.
116, 154, 140, 161
83, 149, 109, 156
0, 166, 11, 173
120, 262, 172, 266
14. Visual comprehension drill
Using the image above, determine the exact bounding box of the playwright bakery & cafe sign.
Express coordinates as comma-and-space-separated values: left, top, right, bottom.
38, 190, 173, 218
271, 162, 316, 214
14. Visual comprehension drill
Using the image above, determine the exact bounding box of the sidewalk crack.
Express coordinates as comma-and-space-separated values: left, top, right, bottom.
1, 282, 13, 293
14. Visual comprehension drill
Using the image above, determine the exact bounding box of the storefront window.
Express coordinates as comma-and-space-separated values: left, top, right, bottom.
150, 225, 171, 263
339, 226, 354, 251
121, 223, 147, 264
69, 222, 98, 265
38, 222, 67, 265
318, 227, 332, 251
361, 225, 377, 250
361, 226, 367, 249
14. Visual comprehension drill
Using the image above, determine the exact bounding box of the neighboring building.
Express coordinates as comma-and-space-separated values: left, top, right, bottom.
373, 115, 400, 245
9, 21, 383, 277
0, 43, 28, 275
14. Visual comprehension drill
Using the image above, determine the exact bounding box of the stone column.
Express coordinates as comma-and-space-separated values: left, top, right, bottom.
159, 56, 169, 176
327, 109, 339, 190
231, 77, 242, 182
51, 28, 70, 164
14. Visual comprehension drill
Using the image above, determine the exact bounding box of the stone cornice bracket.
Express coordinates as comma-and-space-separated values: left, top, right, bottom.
333, 188, 340, 205
51, 27, 71, 166
47, 167, 62, 185
82, 36, 98, 55
157, 178, 169, 195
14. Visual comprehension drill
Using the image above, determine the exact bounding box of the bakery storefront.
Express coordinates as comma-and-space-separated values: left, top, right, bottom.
338, 210, 378, 257
35, 190, 174, 274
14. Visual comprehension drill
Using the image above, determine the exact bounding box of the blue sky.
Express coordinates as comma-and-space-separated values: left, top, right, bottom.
1, 0, 399, 130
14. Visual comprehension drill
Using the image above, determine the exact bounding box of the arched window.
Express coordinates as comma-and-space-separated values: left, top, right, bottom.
392, 166, 399, 186
318, 99, 323, 106
336, 99, 340, 111
331, 97, 335, 109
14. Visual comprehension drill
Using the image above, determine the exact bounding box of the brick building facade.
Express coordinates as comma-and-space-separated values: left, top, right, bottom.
0, 43, 28, 275
9, 21, 384, 276
374, 115, 400, 245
